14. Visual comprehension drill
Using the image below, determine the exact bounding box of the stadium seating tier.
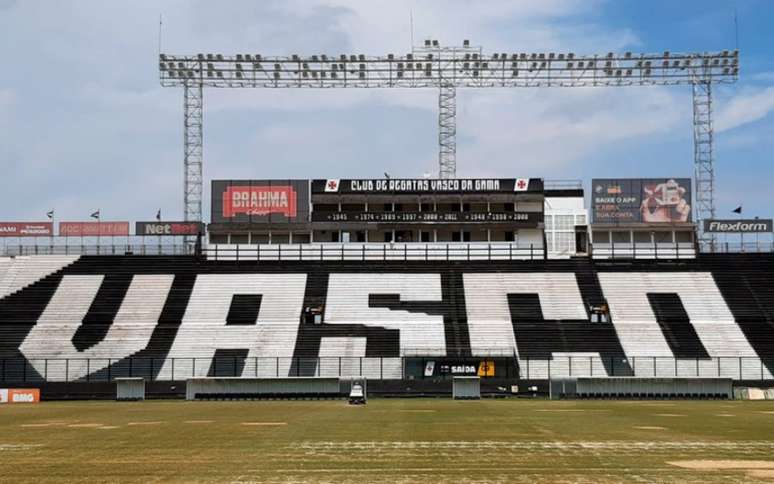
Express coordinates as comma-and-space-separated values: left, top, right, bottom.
0, 254, 772, 382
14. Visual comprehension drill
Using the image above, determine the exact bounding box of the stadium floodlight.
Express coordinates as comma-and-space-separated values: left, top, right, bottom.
160, 42, 739, 248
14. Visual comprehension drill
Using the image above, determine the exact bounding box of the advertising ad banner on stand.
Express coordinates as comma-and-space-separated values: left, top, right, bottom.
59, 222, 130, 237
135, 222, 205, 236
704, 219, 773, 233
592, 178, 692, 224
212, 180, 310, 224
0, 388, 40, 404
0, 222, 54, 237
310, 211, 542, 226
312, 178, 541, 194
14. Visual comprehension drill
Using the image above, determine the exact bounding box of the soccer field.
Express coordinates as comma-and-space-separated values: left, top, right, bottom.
2, 399, 774, 483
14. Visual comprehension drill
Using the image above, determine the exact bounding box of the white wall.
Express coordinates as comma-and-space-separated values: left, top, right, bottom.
545, 196, 587, 256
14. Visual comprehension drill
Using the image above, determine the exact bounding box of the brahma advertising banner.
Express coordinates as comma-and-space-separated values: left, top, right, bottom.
311, 178, 542, 194
592, 178, 692, 224
59, 222, 130, 237
211, 180, 310, 224
0, 222, 53, 237
135, 222, 205, 236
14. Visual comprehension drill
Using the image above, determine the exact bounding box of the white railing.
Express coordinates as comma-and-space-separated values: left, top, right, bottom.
701, 241, 774, 254
2, 356, 772, 382
3, 240, 771, 259
0, 235, 197, 257
204, 243, 545, 262
592, 243, 696, 260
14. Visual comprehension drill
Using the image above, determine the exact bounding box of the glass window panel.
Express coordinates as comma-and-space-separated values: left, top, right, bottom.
633, 231, 651, 243
592, 231, 609, 244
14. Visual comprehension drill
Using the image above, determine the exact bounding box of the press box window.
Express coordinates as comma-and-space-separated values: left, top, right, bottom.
611, 231, 631, 244
592, 231, 610, 244
633, 232, 651, 243
230, 234, 249, 244
676, 231, 693, 243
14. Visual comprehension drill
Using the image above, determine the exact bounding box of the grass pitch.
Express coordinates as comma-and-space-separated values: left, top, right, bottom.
2, 398, 774, 483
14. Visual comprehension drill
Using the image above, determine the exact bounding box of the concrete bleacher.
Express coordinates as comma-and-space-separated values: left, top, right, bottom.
0, 253, 772, 384
0, 255, 80, 300
0, 257, 11, 285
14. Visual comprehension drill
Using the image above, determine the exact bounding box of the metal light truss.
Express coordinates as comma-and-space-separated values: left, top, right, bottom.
437, 82, 456, 179
408, 42, 482, 179
183, 82, 203, 224
692, 81, 716, 250
160, 45, 739, 232
160, 49, 738, 89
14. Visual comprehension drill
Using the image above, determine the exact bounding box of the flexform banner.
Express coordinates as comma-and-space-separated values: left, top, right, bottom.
0, 222, 53, 237
59, 222, 130, 237
592, 178, 692, 224
212, 180, 310, 224
704, 219, 773, 233
311, 211, 542, 226
136, 222, 205, 236
0, 388, 40, 404
312, 178, 542, 194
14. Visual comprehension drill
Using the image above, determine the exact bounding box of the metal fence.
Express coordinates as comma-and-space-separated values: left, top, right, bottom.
2, 240, 772, 259
1, 243, 194, 257
204, 243, 545, 262
2, 356, 772, 382
700, 241, 774, 254
591, 242, 696, 260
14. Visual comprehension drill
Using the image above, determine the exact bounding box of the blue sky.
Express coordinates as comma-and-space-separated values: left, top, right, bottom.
1, 0, 772, 223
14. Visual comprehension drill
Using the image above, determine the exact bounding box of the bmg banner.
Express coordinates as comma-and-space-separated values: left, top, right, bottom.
0, 388, 40, 404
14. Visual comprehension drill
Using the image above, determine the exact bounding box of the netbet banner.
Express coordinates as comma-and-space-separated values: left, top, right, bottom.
312, 178, 542, 194
136, 222, 205, 236
592, 178, 692, 224
704, 219, 773, 233
212, 180, 310, 224
0, 222, 53, 237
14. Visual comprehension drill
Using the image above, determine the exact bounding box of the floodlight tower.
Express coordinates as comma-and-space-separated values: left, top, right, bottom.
159, 43, 738, 247
412, 39, 482, 179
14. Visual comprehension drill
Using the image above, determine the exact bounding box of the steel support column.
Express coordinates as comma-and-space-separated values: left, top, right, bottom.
438, 82, 457, 179
183, 81, 203, 223
692, 81, 715, 250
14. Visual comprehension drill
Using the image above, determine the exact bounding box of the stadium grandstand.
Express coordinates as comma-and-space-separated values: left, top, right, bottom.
1, 176, 772, 399
7, 3, 774, 481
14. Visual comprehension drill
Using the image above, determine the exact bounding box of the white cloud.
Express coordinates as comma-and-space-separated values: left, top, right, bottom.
456, 86, 687, 178
750, 71, 774, 82
0, 88, 16, 107
716, 86, 774, 132
2, 0, 768, 221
